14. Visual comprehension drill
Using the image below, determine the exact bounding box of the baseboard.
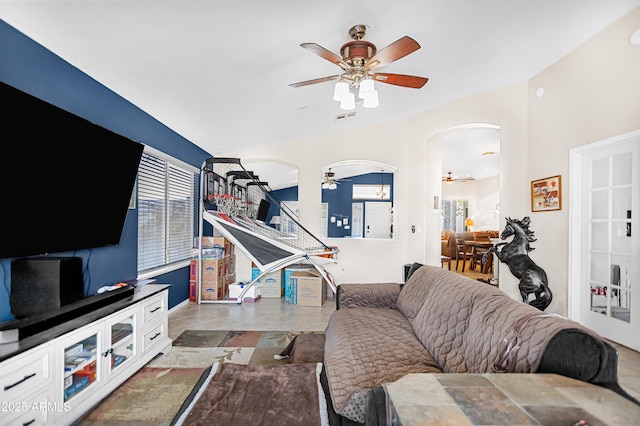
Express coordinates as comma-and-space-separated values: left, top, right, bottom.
170, 298, 190, 314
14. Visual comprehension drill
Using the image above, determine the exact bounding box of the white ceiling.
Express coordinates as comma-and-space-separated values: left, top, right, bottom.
1, 1, 639, 189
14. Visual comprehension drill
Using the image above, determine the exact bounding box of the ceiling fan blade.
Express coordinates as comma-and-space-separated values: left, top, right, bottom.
289, 75, 341, 88
372, 73, 428, 88
365, 36, 420, 69
300, 43, 350, 71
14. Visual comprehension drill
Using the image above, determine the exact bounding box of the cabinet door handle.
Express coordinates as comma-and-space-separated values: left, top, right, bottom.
149, 332, 161, 341
4, 372, 36, 391
150, 306, 161, 313
102, 348, 113, 357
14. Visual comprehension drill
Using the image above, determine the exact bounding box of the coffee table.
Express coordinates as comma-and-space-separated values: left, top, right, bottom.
385, 373, 640, 425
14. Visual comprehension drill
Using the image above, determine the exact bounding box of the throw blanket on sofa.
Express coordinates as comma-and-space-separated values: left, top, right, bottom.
324, 307, 442, 422
323, 265, 613, 423
397, 267, 605, 375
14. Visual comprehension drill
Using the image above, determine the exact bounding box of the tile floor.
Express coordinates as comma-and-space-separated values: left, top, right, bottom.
168, 277, 640, 402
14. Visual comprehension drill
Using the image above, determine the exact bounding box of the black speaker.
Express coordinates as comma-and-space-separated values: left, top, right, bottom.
10, 257, 84, 319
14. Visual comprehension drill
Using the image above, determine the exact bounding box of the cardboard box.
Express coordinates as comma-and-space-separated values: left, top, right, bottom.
228, 282, 261, 302
283, 265, 312, 300
189, 280, 197, 302
194, 236, 216, 248
202, 258, 225, 282
214, 236, 234, 256
290, 269, 327, 307
201, 280, 224, 300
251, 267, 283, 298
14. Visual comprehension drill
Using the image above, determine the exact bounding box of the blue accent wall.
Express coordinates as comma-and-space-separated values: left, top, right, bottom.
264, 186, 299, 226
0, 20, 212, 321
322, 172, 394, 238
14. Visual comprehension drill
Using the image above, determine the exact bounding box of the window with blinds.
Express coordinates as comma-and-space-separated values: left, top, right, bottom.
137, 152, 196, 273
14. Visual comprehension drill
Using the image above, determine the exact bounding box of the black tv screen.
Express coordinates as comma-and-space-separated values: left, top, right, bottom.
256, 199, 271, 222
0, 81, 144, 259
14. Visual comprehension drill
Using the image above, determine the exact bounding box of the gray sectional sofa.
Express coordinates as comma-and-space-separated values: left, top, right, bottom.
321, 264, 636, 425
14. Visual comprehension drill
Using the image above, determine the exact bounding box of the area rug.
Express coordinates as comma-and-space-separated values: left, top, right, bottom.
172, 362, 328, 426
76, 330, 323, 425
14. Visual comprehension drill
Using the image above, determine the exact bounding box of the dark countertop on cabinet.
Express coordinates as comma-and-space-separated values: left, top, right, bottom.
0, 284, 170, 362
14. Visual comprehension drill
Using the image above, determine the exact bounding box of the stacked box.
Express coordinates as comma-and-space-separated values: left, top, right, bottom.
283, 264, 312, 301
251, 265, 283, 298
193, 236, 236, 301
290, 269, 327, 307
189, 280, 197, 301
200, 258, 225, 300
214, 236, 234, 256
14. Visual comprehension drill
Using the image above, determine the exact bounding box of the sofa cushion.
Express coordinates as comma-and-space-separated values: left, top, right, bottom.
398, 265, 611, 376
337, 283, 402, 310
323, 307, 442, 423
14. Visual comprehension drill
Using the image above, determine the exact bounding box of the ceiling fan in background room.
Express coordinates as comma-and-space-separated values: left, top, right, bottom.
442, 171, 476, 184
322, 168, 339, 189
290, 24, 429, 110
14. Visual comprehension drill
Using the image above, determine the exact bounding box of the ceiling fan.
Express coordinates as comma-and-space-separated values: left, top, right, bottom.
289, 24, 429, 96
321, 168, 353, 189
322, 169, 339, 189
442, 172, 475, 184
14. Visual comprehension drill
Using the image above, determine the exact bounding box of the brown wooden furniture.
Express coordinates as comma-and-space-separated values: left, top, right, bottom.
440, 255, 451, 270
454, 233, 474, 272
466, 240, 494, 273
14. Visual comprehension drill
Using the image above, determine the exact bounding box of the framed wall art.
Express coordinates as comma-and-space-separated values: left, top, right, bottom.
531, 175, 561, 212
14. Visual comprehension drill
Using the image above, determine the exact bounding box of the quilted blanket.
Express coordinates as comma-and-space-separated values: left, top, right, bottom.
323, 307, 441, 423
323, 265, 612, 424
397, 266, 604, 375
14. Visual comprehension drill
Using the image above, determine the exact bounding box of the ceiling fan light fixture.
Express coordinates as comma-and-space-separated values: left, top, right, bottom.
339, 92, 356, 110
362, 90, 379, 108
358, 78, 375, 99
333, 81, 350, 101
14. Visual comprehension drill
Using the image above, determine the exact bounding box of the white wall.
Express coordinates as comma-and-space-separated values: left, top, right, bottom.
226, 7, 640, 315
526, 7, 640, 315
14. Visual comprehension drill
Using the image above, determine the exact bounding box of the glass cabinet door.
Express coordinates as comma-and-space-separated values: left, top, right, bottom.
63, 333, 99, 403
106, 311, 137, 380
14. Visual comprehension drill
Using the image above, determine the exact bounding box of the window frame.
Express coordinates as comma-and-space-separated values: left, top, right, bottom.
136, 146, 199, 279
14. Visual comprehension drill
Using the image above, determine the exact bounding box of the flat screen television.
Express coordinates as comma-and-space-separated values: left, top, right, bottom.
256, 199, 271, 222
0, 81, 144, 259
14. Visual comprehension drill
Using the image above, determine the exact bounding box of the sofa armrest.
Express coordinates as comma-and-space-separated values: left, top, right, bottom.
336, 283, 402, 310
537, 329, 639, 404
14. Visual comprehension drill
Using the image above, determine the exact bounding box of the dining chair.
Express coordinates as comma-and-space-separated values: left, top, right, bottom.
454, 233, 474, 272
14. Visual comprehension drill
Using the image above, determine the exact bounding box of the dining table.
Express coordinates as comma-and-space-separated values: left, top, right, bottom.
465, 240, 494, 274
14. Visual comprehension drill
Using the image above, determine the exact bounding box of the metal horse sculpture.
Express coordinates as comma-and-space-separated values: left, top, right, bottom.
483, 217, 552, 311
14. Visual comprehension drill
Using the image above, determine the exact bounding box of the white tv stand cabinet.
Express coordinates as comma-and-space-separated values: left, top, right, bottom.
0, 284, 172, 425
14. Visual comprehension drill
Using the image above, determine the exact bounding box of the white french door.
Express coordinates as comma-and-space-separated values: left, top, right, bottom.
569, 131, 639, 350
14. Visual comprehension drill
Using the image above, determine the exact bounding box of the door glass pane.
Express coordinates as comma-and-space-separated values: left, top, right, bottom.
612, 289, 631, 323
590, 252, 608, 284
590, 285, 606, 314
612, 153, 632, 186
612, 187, 632, 220
64, 335, 98, 402
591, 222, 609, 251
612, 222, 632, 254
110, 315, 135, 374
591, 157, 609, 188
591, 189, 609, 219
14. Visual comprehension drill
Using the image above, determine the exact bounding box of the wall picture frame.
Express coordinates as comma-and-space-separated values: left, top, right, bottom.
531, 175, 561, 212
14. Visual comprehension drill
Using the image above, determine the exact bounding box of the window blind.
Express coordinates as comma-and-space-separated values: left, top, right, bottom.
137, 152, 196, 273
